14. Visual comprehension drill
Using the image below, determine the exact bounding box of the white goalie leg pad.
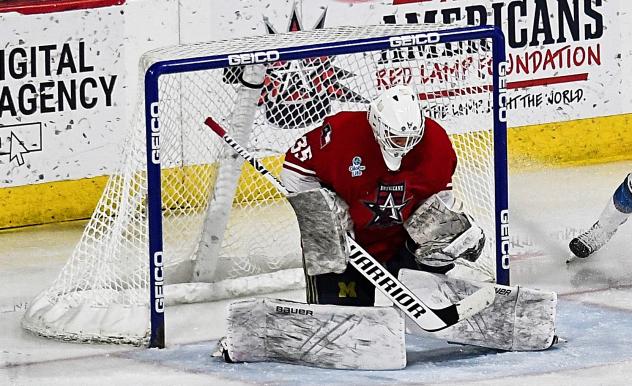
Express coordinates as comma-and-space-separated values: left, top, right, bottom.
399, 269, 557, 351
287, 188, 352, 275
224, 297, 406, 370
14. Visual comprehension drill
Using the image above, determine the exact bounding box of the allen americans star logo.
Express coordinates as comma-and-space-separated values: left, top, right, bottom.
261, 5, 367, 129
364, 183, 411, 227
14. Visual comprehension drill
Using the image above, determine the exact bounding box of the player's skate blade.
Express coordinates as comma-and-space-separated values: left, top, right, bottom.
566, 254, 579, 264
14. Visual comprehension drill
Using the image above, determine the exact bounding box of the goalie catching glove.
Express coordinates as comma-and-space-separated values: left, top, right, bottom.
404, 194, 485, 269
287, 188, 353, 276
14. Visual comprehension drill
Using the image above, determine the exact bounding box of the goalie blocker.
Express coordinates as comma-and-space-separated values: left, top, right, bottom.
287, 188, 352, 276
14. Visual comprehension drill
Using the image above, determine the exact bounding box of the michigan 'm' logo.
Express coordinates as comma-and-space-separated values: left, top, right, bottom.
338, 281, 357, 298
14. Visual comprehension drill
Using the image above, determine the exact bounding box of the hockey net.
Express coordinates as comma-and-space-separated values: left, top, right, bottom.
22, 24, 507, 345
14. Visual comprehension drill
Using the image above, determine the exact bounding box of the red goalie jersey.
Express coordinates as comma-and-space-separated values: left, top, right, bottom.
281, 111, 457, 263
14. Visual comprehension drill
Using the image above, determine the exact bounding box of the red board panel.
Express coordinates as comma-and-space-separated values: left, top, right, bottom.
0, 0, 124, 15
393, 0, 432, 4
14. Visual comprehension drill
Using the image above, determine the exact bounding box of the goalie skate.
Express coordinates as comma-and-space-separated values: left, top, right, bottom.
211, 337, 233, 363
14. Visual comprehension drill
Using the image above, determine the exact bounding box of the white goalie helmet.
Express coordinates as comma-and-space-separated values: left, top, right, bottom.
368, 85, 425, 171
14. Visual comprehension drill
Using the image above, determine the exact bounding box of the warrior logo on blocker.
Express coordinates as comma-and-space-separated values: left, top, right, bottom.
364, 183, 411, 227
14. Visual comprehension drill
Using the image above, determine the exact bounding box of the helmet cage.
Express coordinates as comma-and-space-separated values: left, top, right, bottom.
372, 115, 425, 159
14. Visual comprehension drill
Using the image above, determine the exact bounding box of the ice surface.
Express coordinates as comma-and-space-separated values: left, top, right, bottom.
2, 160, 632, 385
124, 300, 632, 385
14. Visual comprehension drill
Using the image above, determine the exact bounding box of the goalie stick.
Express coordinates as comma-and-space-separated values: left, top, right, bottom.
205, 117, 495, 332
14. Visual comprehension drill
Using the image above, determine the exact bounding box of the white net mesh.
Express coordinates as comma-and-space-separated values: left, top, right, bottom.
22, 24, 503, 345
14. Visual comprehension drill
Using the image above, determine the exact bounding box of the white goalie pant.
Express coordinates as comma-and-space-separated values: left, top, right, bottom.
399, 269, 557, 351
224, 298, 406, 370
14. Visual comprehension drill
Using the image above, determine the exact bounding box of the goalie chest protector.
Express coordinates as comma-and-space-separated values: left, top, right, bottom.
283, 111, 457, 263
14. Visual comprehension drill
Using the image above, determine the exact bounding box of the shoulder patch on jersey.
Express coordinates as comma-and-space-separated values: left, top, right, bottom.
320, 123, 332, 148
348, 156, 366, 177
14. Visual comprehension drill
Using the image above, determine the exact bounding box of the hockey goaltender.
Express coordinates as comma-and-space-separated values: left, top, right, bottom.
212, 75, 557, 370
